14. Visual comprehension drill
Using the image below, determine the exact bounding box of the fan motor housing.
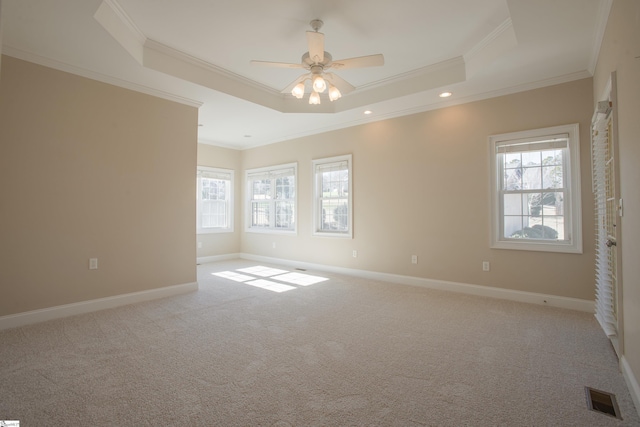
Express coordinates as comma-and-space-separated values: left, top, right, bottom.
302, 52, 332, 69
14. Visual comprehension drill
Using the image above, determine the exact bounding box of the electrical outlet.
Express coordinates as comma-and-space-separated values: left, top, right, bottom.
272, 242, 276, 249
89, 258, 98, 270
482, 261, 490, 271
352, 250, 358, 258
197, 241, 202, 249
411, 255, 418, 264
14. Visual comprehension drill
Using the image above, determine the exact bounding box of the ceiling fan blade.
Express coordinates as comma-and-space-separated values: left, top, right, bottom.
250, 60, 303, 69
324, 73, 355, 94
330, 54, 384, 70
306, 31, 325, 63
281, 73, 309, 94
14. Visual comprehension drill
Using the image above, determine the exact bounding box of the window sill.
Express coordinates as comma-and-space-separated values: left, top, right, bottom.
313, 231, 353, 239
491, 239, 582, 254
197, 228, 233, 235
245, 228, 297, 235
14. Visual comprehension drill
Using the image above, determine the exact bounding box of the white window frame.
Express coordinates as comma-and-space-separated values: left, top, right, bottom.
245, 162, 297, 235
489, 124, 582, 253
197, 166, 234, 234
312, 154, 353, 238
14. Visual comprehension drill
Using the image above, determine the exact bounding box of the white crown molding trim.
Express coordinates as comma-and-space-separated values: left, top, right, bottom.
101, 0, 146, 44
144, 39, 466, 115
93, 2, 470, 115
144, 39, 281, 96
94, 0, 146, 63
356, 56, 466, 92
197, 139, 244, 150
334, 57, 466, 112
621, 355, 640, 418
361, 70, 593, 123
464, 18, 517, 79
230, 69, 592, 150
465, 18, 515, 61
142, 39, 286, 112
197, 253, 241, 264
588, 0, 613, 75
0, 282, 198, 331
238, 253, 594, 312
2, 46, 203, 108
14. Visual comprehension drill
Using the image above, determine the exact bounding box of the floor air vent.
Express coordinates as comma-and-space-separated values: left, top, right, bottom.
585, 387, 621, 419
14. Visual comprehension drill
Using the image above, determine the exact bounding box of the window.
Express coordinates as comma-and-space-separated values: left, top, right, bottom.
313, 155, 352, 237
246, 163, 297, 233
490, 124, 582, 253
197, 166, 233, 234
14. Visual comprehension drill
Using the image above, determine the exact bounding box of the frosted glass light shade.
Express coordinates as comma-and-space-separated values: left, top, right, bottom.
328, 85, 341, 101
291, 83, 305, 99
309, 91, 321, 105
312, 75, 326, 93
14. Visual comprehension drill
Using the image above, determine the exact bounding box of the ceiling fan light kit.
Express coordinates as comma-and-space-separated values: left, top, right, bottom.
309, 91, 321, 105
312, 73, 327, 93
251, 19, 384, 105
328, 84, 342, 101
292, 82, 306, 99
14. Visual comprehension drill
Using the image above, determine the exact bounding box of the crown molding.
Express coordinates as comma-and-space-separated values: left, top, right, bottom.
144, 39, 280, 97
359, 70, 593, 126
197, 138, 245, 150
228, 70, 593, 149
94, 0, 145, 63
2, 46, 203, 108
102, 0, 146, 44
93, 0, 470, 114
588, 0, 613, 75
357, 56, 466, 92
465, 18, 514, 62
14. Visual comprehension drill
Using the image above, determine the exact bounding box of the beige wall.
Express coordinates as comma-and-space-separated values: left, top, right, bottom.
242, 78, 595, 300
594, 0, 640, 404
0, 56, 198, 316
196, 143, 242, 256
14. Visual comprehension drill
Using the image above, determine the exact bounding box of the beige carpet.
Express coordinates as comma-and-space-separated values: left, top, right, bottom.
1, 259, 638, 426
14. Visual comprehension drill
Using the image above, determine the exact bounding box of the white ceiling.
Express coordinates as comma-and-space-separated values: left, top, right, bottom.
1, 0, 610, 149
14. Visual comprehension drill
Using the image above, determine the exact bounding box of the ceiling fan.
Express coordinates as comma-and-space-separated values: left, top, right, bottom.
251, 19, 384, 104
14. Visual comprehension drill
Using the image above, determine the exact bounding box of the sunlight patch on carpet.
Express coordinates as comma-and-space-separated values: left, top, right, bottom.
272, 272, 329, 286
212, 271, 255, 282
245, 279, 296, 293
212, 266, 330, 293
237, 266, 289, 277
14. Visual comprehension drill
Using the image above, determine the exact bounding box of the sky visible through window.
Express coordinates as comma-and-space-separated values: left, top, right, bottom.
213, 266, 329, 293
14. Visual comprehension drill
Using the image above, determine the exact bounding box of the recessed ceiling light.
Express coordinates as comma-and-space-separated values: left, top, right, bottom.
244, 135, 252, 138
364, 110, 373, 115
439, 91, 453, 98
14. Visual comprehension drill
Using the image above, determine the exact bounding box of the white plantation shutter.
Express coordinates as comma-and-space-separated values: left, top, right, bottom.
591, 115, 616, 337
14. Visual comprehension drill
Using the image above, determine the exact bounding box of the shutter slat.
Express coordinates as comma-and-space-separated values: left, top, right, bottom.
591, 115, 617, 338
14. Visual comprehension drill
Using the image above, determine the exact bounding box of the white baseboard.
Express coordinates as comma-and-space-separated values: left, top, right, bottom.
0, 281, 198, 331
197, 253, 241, 265
621, 356, 640, 418
239, 253, 594, 313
